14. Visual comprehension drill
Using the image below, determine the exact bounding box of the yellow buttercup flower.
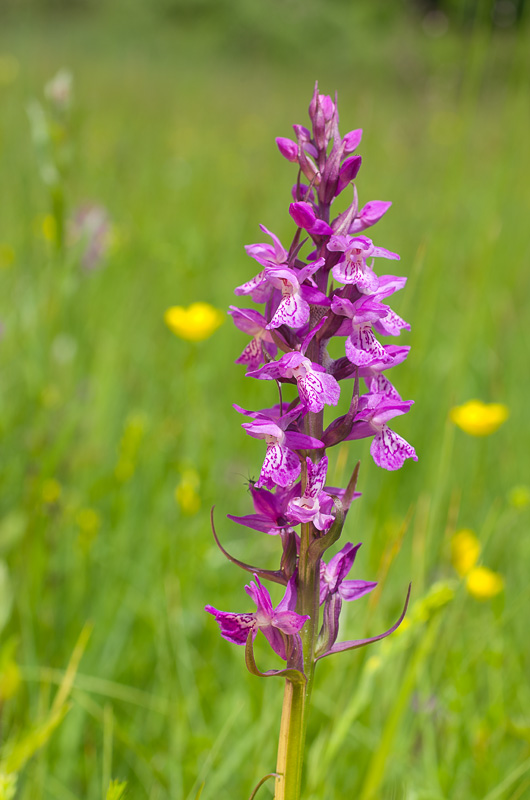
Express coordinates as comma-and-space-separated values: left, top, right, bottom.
451, 529, 481, 577
450, 399, 509, 436
164, 302, 224, 342
466, 566, 504, 600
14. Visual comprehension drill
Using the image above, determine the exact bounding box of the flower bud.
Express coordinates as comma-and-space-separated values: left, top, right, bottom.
276, 137, 299, 162
337, 156, 362, 195
309, 83, 336, 150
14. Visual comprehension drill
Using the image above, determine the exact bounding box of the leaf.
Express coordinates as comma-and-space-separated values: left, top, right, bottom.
0, 513, 26, 557
1, 706, 69, 775
0, 561, 13, 635
106, 779, 127, 800
0, 773, 17, 800
0, 622, 92, 775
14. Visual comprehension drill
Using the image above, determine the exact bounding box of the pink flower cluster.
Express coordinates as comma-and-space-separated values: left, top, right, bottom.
207, 84, 414, 671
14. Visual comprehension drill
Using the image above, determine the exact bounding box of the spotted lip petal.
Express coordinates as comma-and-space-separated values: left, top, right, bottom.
205, 606, 257, 646
370, 427, 418, 471
268, 292, 310, 330
256, 443, 301, 489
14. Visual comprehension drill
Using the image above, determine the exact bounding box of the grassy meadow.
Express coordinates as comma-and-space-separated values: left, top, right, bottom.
0, 5, 529, 799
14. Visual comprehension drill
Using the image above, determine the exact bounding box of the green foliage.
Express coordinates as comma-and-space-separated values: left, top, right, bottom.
0, 7, 528, 799
106, 778, 128, 800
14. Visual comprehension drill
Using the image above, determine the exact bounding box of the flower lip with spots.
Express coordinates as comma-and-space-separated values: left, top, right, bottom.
328, 234, 399, 294
248, 350, 340, 414
346, 392, 417, 471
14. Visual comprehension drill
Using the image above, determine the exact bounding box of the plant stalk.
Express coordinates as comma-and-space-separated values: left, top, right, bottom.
274, 679, 306, 800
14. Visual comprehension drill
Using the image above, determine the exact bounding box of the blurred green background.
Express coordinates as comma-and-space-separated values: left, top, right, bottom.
0, 0, 529, 798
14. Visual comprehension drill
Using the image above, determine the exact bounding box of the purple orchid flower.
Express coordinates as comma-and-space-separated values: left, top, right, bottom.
346, 392, 417, 471
264, 260, 329, 330
331, 294, 395, 367
327, 234, 399, 294
287, 456, 336, 531
320, 542, 377, 605
208, 84, 416, 744
248, 349, 340, 413
228, 306, 277, 371
235, 405, 324, 489
316, 542, 378, 654
206, 574, 309, 661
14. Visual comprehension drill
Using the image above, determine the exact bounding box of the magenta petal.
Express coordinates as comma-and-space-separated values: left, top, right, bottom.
289, 201, 317, 229
342, 129, 363, 153
257, 443, 301, 489
235, 338, 264, 369
283, 431, 324, 450
247, 361, 283, 381
273, 610, 309, 636
299, 371, 340, 412
332, 257, 360, 285
267, 293, 310, 330
310, 219, 334, 236
235, 270, 267, 297
327, 234, 352, 253
299, 284, 331, 306
373, 309, 411, 337
339, 579, 378, 601
276, 574, 299, 613
372, 245, 399, 260
345, 328, 392, 367
337, 155, 362, 194
245, 575, 274, 617
368, 373, 402, 399
227, 513, 283, 535
228, 305, 266, 334
371, 427, 418, 471
205, 606, 257, 645
306, 456, 328, 497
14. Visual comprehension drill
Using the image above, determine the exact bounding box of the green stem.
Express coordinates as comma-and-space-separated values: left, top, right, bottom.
274, 679, 306, 800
